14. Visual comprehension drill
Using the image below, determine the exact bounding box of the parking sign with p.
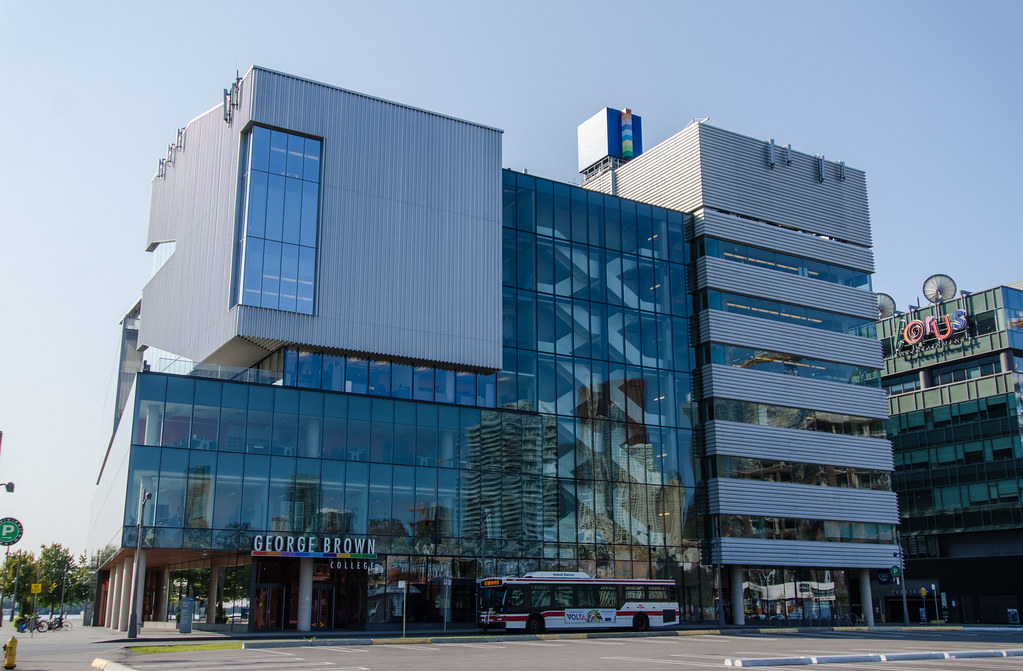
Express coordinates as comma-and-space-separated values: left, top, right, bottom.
0, 517, 23, 546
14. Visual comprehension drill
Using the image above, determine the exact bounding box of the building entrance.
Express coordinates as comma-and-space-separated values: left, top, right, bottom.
252, 557, 368, 631
253, 584, 285, 631
312, 585, 334, 629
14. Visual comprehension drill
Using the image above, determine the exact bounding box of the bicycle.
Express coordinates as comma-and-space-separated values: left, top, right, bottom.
36, 616, 72, 632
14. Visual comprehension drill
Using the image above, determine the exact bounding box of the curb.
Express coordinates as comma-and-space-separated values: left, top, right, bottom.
92, 659, 139, 671
724, 648, 1023, 667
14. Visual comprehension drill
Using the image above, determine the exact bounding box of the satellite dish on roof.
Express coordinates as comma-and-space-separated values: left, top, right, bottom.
877, 293, 897, 319
922, 274, 957, 303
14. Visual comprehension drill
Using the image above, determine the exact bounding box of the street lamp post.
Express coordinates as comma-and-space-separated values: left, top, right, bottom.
127, 484, 151, 639
896, 528, 910, 625
0, 480, 14, 627
479, 507, 492, 578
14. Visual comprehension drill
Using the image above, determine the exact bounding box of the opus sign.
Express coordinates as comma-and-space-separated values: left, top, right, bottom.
897, 309, 969, 355
252, 534, 377, 560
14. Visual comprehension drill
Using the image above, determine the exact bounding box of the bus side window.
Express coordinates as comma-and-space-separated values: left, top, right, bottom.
599, 585, 617, 608
532, 585, 552, 610
668, 586, 679, 602
506, 587, 527, 612
575, 585, 597, 608
647, 586, 668, 601
624, 586, 645, 601
554, 585, 574, 608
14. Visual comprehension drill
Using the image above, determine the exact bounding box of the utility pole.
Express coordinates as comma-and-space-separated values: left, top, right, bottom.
0, 545, 8, 626
58, 557, 68, 620
479, 507, 492, 578
11, 554, 21, 623
896, 529, 909, 625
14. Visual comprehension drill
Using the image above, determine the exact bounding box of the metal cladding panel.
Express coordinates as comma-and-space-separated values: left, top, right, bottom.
241, 68, 503, 370
695, 125, 871, 247
598, 123, 871, 248
140, 98, 245, 363
695, 209, 875, 274
696, 257, 877, 320
706, 420, 894, 471
708, 479, 900, 523
590, 122, 703, 211
141, 67, 502, 370
713, 538, 900, 568
699, 309, 883, 369
702, 364, 889, 418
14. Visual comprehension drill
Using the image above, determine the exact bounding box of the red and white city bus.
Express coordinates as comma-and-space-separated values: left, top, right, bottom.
479, 572, 679, 633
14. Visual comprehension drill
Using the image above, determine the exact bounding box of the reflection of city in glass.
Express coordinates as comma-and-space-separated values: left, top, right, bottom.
121, 169, 706, 616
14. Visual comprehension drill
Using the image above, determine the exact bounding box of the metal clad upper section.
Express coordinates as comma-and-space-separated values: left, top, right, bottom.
706, 420, 895, 470
696, 125, 871, 246
699, 309, 883, 369
142, 67, 503, 370
141, 100, 244, 363
594, 123, 871, 248
584, 122, 703, 210
701, 363, 890, 418
695, 209, 875, 273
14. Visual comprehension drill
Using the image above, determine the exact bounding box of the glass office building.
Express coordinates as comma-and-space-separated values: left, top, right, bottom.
89, 68, 896, 633
878, 281, 1023, 623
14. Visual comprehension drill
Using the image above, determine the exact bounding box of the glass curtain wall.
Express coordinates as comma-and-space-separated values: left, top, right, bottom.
124, 170, 709, 623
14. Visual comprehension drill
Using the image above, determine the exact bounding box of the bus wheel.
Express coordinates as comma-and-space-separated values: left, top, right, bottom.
526, 615, 545, 634
632, 613, 650, 632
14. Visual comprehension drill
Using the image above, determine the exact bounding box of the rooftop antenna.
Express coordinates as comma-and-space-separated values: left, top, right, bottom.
922, 274, 957, 304
877, 293, 896, 319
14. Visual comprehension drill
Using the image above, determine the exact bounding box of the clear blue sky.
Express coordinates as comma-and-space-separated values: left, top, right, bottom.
1, 0, 1020, 554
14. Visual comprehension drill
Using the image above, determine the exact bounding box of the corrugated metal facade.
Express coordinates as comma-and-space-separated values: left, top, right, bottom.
706, 421, 894, 471
701, 364, 889, 419
709, 480, 900, 524
696, 256, 877, 320
583, 119, 895, 572
696, 209, 875, 274
699, 309, 883, 369
714, 539, 901, 568
142, 67, 503, 370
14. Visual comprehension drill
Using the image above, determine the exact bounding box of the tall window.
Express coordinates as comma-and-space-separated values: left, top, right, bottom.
236, 126, 321, 314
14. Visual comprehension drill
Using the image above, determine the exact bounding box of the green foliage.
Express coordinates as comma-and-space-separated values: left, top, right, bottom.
0, 549, 39, 616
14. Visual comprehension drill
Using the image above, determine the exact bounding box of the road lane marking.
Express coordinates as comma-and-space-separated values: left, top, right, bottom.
601, 656, 721, 667
313, 647, 368, 653
134, 662, 333, 666
566, 640, 625, 645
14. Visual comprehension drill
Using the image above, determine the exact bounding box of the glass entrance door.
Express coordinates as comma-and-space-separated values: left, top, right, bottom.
253, 584, 285, 631
312, 585, 334, 629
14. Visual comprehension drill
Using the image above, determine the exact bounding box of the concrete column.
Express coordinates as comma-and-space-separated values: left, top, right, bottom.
297, 558, 314, 632
155, 568, 170, 622
118, 557, 133, 631
730, 565, 745, 626
859, 568, 875, 627
206, 560, 219, 624
129, 549, 147, 625
107, 564, 122, 629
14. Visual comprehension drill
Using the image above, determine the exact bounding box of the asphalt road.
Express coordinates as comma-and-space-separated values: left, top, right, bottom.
99, 629, 1023, 671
